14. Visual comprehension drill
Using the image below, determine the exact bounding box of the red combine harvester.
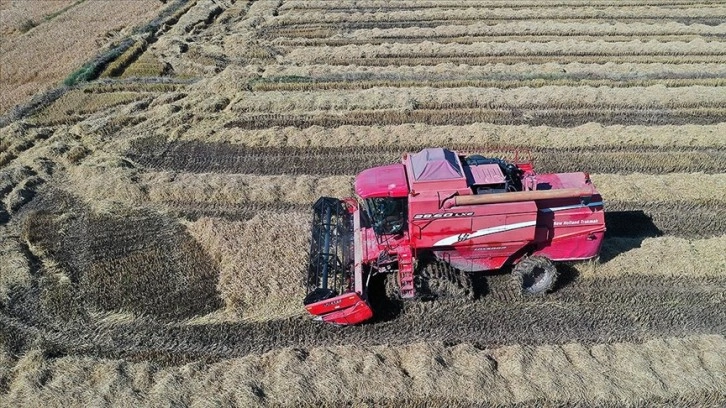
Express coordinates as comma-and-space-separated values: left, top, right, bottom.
304, 148, 605, 325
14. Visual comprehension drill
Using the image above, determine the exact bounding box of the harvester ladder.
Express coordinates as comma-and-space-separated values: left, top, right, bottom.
397, 247, 415, 298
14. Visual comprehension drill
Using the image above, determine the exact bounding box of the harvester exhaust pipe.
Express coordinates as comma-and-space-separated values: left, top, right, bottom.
445, 187, 594, 208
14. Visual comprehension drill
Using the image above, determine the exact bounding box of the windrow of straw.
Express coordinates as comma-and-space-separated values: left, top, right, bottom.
274, 6, 726, 26
2, 335, 724, 407
200, 122, 726, 148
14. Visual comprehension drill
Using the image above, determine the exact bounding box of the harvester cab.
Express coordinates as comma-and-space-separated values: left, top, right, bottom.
304, 148, 605, 325
364, 197, 407, 237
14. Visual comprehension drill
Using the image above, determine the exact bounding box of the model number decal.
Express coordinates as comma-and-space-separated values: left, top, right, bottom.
323, 299, 342, 307
414, 212, 474, 220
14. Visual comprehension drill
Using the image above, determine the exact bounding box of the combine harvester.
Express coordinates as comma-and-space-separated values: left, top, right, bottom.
304, 148, 605, 325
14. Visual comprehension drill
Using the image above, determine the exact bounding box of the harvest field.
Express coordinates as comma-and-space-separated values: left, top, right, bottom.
0, 0, 168, 114
1, 0, 725, 406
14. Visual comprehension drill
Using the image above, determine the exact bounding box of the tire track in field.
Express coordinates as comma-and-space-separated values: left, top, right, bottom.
126, 142, 726, 175
3, 274, 723, 365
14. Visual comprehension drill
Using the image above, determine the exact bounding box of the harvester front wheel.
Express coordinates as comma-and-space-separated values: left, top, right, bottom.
512, 256, 558, 295
417, 261, 474, 301
384, 272, 401, 300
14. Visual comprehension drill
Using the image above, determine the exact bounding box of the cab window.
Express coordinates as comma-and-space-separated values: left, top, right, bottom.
365, 197, 407, 236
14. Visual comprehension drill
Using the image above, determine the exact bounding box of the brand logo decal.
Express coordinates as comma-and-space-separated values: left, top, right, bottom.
554, 218, 600, 226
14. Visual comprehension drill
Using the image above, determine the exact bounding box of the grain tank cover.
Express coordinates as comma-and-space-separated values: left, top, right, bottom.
410, 148, 463, 181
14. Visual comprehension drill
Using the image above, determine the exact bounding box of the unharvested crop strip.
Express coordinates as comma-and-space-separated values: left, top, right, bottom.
17, 192, 223, 319
78, 81, 188, 94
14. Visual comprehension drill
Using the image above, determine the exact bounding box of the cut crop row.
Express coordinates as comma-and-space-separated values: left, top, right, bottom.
30, 90, 151, 126
292, 55, 726, 66
275, 18, 726, 33
283, 40, 726, 61
251, 77, 726, 91
223, 107, 726, 128
153, 198, 726, 240
280, 0, 716, 11
58, 159, 725, 238
264, 20, 726, 41
4, 193, 725, 363
273, 7, 726, 27
226, 86, 726, 113
202, 122, 726, 149
2, 322, 723, 408
127, 141, 726, 175
257, 62, 726, 85
3, 271, 723, 364
124, 169, 726, 237
274, 34, 725, 47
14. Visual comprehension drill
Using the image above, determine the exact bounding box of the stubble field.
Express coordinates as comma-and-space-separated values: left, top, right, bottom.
0, 0, 724, 406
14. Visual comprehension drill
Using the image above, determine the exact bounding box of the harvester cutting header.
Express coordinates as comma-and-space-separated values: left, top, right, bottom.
304, 148, 605, 325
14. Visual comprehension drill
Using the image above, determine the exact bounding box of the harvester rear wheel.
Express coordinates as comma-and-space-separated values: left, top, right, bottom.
512, 256, 558, 296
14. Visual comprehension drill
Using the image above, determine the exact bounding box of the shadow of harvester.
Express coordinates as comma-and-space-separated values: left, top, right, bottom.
601, 209, 663, 263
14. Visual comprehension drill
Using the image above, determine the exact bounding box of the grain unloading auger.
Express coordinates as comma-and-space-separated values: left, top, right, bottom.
304, 148, 606, 325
